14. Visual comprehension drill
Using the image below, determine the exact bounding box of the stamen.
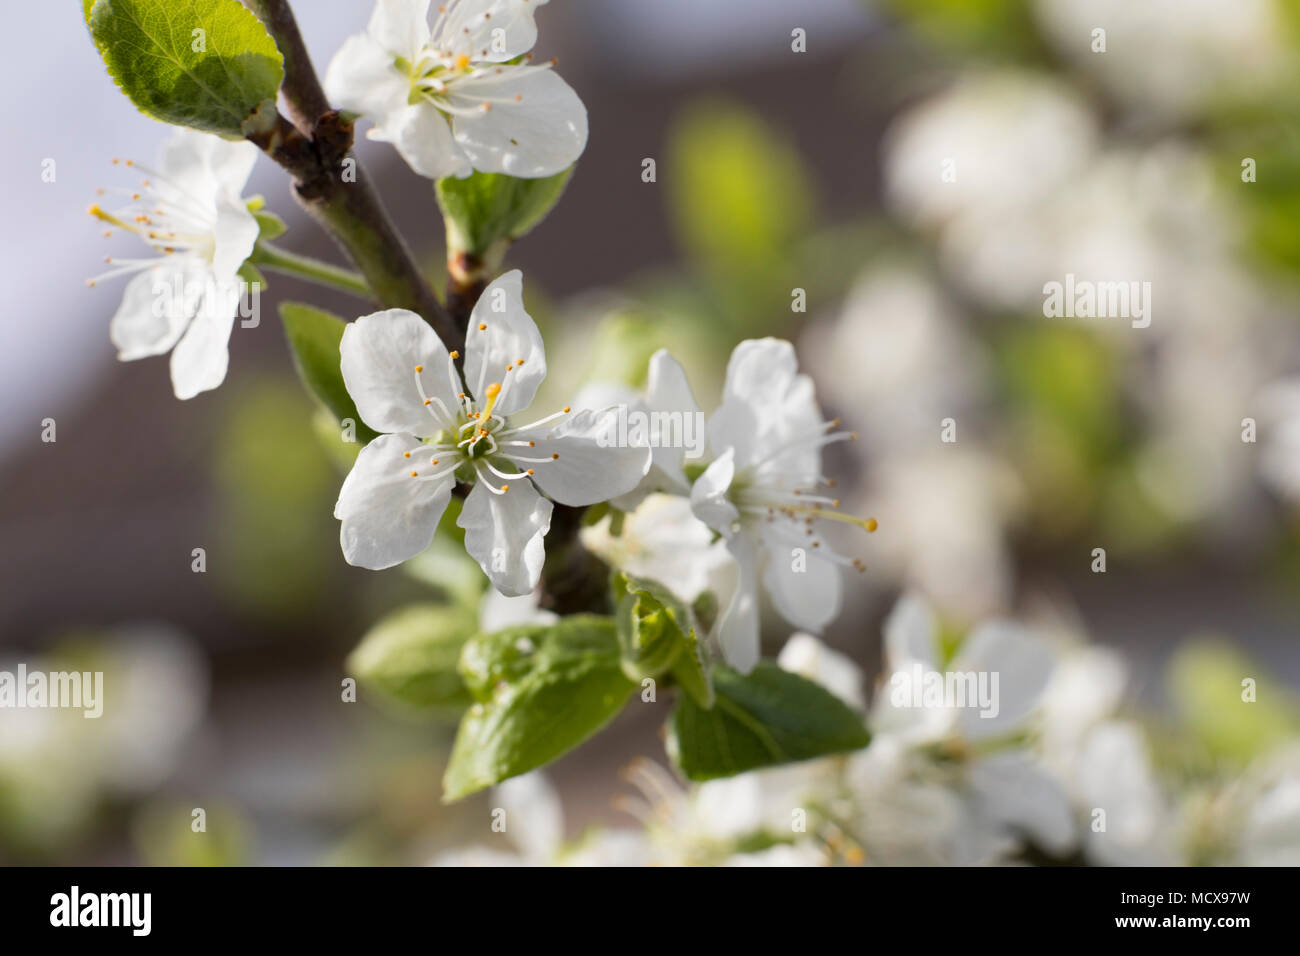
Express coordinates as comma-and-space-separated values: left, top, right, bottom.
485, 462, 531, 481
474, 464, 509, 495
413, 365, 456, 430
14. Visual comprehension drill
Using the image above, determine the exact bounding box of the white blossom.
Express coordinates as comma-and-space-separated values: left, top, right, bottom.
334, 270, 649, 593
325, 0, 587, 179
89, 129, 260, 399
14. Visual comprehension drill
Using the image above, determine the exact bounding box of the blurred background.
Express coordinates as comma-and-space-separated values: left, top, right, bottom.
2, 0, 1300, 864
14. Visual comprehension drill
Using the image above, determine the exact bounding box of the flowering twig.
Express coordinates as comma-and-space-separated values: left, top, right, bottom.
243, 0, 463, 352
249, 242, 372, 299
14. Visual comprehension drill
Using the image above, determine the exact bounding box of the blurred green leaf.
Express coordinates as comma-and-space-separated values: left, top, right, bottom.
669, 662, 870, 781
877, 0, 1049, 62
1167, 639, 1300, 765
280, 302, 379, 444
134, 801, 250, 866
348, 603, 479, 714
87, 0, 283, 137
668, 100, 813, 289
213, 379, 338, 619
443, 616, 634, 801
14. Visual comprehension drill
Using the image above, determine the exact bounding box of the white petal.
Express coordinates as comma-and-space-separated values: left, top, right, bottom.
324, 33, 411, 121
713, 532, 761, 673
643, 348, 701, 491
777, 633, 865, 710
448, 67, 587, 178
463, 269, 545, 414
156, 129, 221, 207
511, 408, 650, 507
205, 137, 259, 198
335, 433, 453, 569
458, 478, 552, 596
494, 771, 563, 861
161, 129, 257, 194
109, 265, 195, 361
169, 299, 236, 400
369, 101, 471, 180
436, 0, 547, 61
760, 537, 842, 635
478, 588, 557, 632
340, 308, 464, 436
369, 0, 431, 58
689, 448, 739, 535
967, 752, 1077, 856
709, 337, 821, 476
882, 591, 939, 671
579, 493, 728, 604
210, 192, 259, 283
953, 620, 1058, 740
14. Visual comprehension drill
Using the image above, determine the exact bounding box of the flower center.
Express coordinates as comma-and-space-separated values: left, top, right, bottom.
404, 357, 571, 496
729, 420, 877, 572
85, 159, 219, 285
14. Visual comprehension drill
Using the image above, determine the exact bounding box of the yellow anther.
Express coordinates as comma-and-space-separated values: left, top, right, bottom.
526, 469, 534, 475
415, 364, 423, 373
865, 518, 878, 532
454, 53, 472, 71
403, 451, 411, 459
478, 323, 487, 331
481, 382, 503, 421
410, 471, 418, 478
563, 406, 571, 413
450, 350, 460, 359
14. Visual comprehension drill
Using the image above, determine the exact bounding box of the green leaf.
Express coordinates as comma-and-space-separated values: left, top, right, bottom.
88, 0, 284, 137
279, 303, 379, 444
668, 100, 812, 281
236, 260, 266, 290
443, 615, 635, 801
347, 604, 479, 713
613, 572, 712, 707
253, 209, 288, 242
435, 167, 574, 260
668, 662, 870, 781
1167, 639, 1300, 765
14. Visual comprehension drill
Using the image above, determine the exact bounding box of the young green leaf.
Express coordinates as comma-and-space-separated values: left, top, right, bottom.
613, 572, 712, 708
87, 0, 284, 137
443, 616, 635, 801
668, 662, 870, 781
253, 209, 288, 242
347, 604, 479, 714
435, 168, 574, 261
279, 303, 379, 444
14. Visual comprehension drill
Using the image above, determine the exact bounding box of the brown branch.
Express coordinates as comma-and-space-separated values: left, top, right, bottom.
243, 0, 462, 352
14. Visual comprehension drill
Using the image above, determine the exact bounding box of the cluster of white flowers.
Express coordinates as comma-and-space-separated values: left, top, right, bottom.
334, 270, 878, 671
431, 596, 1300, 867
